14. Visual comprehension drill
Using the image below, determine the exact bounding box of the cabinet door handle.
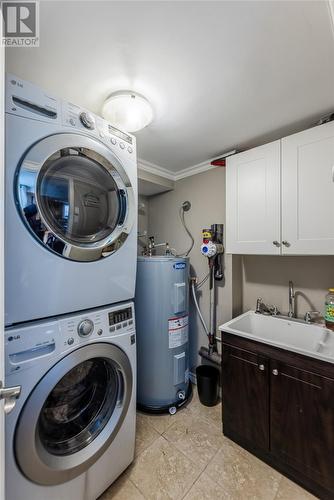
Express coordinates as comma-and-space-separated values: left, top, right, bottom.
332, 165, 334, 182
282, 241, 290, 247
272, 369, 279, 376
258, 364, 265, 371
272, 241, 280, 247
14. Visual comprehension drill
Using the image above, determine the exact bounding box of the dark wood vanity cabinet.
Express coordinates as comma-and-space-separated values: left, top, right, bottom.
221, 333, 334, 499
222, 345, 269, 450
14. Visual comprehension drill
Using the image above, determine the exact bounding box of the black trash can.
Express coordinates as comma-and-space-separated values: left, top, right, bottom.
196, 364, 220, 407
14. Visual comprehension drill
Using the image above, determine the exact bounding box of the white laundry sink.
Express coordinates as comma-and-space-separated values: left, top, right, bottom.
219, 311, 334, 364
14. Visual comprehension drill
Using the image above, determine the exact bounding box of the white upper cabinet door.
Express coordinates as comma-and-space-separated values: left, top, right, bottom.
226, 141, 281, 254
282, 121, 334, 255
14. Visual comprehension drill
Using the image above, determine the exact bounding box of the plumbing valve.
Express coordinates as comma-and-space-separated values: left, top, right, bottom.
201, 241, 224, 258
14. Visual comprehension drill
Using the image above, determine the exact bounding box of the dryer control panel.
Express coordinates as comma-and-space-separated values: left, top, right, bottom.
6, 73, 136, 159
61, 100, 136, 158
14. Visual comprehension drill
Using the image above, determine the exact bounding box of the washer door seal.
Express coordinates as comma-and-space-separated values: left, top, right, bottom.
14, 343, 133, 485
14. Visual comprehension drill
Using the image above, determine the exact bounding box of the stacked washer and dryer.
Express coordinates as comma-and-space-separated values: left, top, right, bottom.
4, 74, 138, 500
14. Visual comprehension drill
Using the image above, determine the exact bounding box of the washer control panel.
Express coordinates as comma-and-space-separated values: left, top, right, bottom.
5, 302, 135, 375
60, 302, 135, 351
77, 318, 94, 337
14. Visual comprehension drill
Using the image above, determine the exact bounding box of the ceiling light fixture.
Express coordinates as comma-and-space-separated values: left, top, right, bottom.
102, 90, 153, 133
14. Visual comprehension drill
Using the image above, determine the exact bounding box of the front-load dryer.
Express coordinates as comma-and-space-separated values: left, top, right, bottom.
5, 301, 136, 500
5, 74, 138, 325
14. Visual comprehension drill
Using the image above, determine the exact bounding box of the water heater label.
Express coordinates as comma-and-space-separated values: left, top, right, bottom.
173, 262, 186, 270
168, 315, 188, 348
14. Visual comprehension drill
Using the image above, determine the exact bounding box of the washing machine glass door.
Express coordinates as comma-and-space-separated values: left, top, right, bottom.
15, 343, 133, 485
16, 133, 135, 261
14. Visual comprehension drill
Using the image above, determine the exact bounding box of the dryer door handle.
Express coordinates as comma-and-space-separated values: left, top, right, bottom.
0, 381, 21, 414
118, 189, 128, 226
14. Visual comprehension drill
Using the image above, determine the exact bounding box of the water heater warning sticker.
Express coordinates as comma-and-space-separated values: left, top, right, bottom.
168, 315, 188, 349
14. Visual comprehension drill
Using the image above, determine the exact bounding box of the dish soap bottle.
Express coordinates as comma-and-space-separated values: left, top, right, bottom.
325, 289, 334, 331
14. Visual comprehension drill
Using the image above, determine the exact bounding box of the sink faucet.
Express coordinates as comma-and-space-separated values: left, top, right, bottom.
256, 298, 279, 316
143, 236, 171, 257
288, 280, 295, 318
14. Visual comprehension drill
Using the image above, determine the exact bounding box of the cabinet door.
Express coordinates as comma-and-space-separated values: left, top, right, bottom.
270, 361, 334, 491
282, 121, 334, 254
226, 141, 281, 254
222, 344, 269, 450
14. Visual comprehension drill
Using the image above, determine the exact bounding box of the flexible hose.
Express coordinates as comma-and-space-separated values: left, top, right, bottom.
196, 272, 210, 289
191, 281, 210, 337
177, 207, 194, 257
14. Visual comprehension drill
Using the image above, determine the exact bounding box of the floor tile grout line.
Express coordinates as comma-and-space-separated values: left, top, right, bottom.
161, 405, 223, 439
135, 431, 161, 459
150, 433, 207, 498
179, 450, 223, 500
179, 460, 205, 500
183, 405, 224, 432
159, 404, 226, 478
131, 434, 203, 500
128, 475, 149, 500
132, 400, 224, 499
159, 432, 216, 499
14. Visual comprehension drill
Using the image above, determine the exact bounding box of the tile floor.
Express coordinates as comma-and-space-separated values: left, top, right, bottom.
99, 388, 317, 500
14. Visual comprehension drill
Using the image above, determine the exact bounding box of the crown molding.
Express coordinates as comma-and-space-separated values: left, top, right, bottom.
174, 160, 217, 181
138, 157, 221, 182
137, 158, 175, 181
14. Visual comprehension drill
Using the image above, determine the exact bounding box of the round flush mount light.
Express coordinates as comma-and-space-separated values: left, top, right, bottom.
102, 90, 153, 133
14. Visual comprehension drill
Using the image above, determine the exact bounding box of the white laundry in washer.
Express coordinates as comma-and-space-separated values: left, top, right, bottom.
5, 74, 137, 326
5, 301, 136, 500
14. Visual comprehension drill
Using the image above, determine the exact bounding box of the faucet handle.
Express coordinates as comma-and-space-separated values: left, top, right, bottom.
256, 297, 263, 313
269, 305, 280, 316
304, 311, 321, 324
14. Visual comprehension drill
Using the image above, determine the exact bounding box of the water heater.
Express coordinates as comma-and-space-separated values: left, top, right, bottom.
135, 256, 191, 413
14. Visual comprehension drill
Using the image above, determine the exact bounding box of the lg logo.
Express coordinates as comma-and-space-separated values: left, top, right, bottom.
1, 1, 39, 46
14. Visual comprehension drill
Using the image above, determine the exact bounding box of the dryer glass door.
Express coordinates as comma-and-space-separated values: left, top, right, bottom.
14, 343, 133, 486
37, 153, 121, 246
17, 134, 135, 262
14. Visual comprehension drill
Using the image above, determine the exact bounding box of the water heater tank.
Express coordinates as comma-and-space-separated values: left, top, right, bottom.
135, 256, 191, 413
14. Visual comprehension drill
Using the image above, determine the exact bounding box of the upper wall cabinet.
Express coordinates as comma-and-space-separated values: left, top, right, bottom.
226, 121, 334, 255
281, 121, 334, 255
226, 141, 281, 255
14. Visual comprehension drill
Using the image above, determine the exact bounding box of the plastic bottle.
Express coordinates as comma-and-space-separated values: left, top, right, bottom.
325, 289, 334, 331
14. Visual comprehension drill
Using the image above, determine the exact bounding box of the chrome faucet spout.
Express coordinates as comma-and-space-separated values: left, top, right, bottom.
288, 280, 295, 318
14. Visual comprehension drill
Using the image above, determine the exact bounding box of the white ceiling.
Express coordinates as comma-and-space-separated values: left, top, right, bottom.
6, 1, 334, 173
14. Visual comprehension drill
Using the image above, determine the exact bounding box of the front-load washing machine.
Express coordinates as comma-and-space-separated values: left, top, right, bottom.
5, 74, 137, 325
5, 301, 136, 500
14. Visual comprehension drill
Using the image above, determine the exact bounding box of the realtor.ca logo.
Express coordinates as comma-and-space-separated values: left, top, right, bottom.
1, 1, 39, 46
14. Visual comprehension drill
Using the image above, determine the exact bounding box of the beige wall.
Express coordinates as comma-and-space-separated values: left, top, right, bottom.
241, 255, 334, 318
147, 167, 235, 371
137, 195, 149, 255
140, 167, 334, 373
